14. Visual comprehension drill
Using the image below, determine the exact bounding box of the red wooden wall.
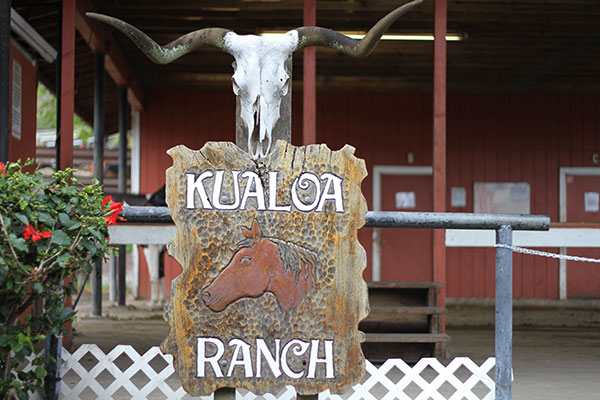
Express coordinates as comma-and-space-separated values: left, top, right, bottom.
139, 89, 600, 299
9, 44, 37, 163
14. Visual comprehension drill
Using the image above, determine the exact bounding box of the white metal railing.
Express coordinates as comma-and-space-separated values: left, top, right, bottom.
27, 344, 495, 399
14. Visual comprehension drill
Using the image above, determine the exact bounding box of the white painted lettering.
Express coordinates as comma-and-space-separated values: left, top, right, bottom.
196, 337, 335, 379
281, 339, 310, 379
186, 172, 213, 209
268, 171, 291, 211
316, 173, 344, 212
185, 170, 345, 213
291, 173, 321, 212
227, 338, 253, 378
307, 339, 334, 379
197, 337, 224, 377
212, 170, 241, 210
256, 338, 282, 378
240, 171, 266, 210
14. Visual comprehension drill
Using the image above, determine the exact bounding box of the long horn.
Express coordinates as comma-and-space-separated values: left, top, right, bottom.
86, 13, 232, 64
294, 0, 422, 58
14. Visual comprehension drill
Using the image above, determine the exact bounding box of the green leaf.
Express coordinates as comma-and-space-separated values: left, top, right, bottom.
14, 213, 28, 226
58, 212, 71, 226
50, 230, 70, 246
35, 366, 47, 379
38, 212, 52, 223
67, 220, 82, 230
11, 341, 23, 353
9, 235, 28, 252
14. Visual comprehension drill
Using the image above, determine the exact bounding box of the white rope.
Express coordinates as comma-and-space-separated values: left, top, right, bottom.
495, 243, 600, 263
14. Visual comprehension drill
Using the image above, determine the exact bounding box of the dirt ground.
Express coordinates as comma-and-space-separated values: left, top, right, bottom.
70, 293, 600, 399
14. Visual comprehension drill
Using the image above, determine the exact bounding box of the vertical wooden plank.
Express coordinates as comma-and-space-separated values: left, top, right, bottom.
446, 93, 460, 297
543, 95, 560, 298
59, 0, 75, 169
303, 0, 316, 145
457, 94, 473, 298
531, 94, 545, 298
471, 94, 486, 298
570, 95, 584, 166
581, 95, 595, 167
507, 94, 522, 297
520, 95, 542, 298
433, 0, 447, 316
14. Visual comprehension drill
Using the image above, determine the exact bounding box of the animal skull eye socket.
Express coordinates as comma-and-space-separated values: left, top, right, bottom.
240, 256, 252, 264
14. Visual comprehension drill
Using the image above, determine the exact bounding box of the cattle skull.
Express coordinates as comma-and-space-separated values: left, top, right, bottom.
87, 0, 422, 159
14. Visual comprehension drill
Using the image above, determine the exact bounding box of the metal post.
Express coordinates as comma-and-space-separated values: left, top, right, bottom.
92, 52, 105, 316
43, 334, 62, 400
93, 52, 105, 186
109, 252, 117, 302
118, 85, 128, 192
118, 85, 128, 305
118, 245, 126, 305
495, 225, 513, 400
0, 0, 11, 162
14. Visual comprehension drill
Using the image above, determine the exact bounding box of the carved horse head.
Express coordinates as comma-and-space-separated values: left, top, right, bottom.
201, 220, 317, 312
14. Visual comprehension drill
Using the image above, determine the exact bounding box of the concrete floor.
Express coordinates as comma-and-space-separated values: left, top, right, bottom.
69, 293, 600, 399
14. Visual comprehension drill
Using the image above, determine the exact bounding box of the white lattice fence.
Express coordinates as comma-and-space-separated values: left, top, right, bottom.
29, 345, 495, 399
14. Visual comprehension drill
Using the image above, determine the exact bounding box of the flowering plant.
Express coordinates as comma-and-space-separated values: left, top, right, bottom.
0, 159, 120, 399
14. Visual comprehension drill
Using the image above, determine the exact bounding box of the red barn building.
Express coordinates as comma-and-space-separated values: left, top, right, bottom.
6, 0, 600, 306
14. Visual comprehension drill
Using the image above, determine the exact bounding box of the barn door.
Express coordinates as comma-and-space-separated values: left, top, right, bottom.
561, 168, 600, 298
372, 166, 433, 282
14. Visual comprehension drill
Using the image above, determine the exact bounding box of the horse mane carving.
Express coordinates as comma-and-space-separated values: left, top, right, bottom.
202, 220, 318, 312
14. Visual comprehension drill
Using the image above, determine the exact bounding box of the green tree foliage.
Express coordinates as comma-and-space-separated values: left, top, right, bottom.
36, 85, 94, 145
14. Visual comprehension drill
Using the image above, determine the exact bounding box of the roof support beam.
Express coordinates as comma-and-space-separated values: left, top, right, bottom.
59, 0, 75, 170
92, 52, 105, 317
74, 0, 145, 111
0, 0, 10, 162
433, 0, 447, 329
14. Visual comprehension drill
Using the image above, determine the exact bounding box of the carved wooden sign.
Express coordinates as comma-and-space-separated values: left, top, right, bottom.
162, 140, 368, 396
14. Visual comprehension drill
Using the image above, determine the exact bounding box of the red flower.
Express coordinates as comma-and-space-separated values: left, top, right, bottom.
23, 224, 52, 242
102, 196, 124, 226
0, 162, 5, 177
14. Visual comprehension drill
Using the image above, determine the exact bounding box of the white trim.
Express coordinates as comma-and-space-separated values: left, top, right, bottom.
130, 108, 141, 195
108, 224, 176, 245
371, 165, 433, 281
558, 167, 600, 299
10, 8, 57, 63
446, 228, 600, 248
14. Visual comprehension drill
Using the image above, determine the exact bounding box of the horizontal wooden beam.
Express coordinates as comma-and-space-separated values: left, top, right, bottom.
74, 0, 145, 111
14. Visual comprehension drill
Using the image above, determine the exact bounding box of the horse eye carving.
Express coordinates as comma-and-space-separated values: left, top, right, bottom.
240, 256, 252, 264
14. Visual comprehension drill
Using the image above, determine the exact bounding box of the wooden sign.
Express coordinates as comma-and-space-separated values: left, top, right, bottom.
161, 141, 368, 396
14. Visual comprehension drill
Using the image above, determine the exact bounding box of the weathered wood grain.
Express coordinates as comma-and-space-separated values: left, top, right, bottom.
161, 140, 368, 396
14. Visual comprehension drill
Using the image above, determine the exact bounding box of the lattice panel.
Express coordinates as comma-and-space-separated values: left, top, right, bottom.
29, 345, 495, 399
